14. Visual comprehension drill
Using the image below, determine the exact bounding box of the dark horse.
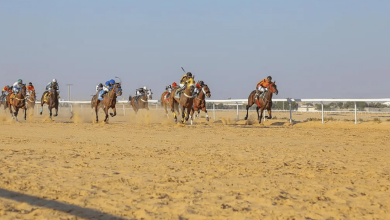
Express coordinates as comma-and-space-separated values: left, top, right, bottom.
9, 85, 27, 121
129, 89, 153, 115
40, 84, 59, 120
190, 82, 211, 121
244, 82, 279, 124
94, 84, 122, 123
169, 77, 196, 124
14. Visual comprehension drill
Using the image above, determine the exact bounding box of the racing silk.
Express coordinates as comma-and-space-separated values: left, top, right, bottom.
2, 86, 11, 93
180, 74, 188, 84
257, 79, 270, 88
27, 85, 35, 92
46, 82, 59, 90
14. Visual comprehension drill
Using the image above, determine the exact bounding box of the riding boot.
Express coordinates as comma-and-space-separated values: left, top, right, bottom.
255, 90, 259, 99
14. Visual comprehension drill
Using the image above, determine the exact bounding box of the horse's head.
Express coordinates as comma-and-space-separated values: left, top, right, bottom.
30, 89, 36, 98
186, 77, 196, 95
268, 82, 278, 95
202, 84, 211, 98
114, 83, 122, 96
51, 83, 58, 93
147, 89, 153, 99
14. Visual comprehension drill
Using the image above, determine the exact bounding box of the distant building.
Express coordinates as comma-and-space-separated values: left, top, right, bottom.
297, 105, 316, 112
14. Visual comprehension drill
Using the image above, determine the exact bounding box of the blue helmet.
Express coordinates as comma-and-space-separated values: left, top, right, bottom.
105, 81, 110, 86
110, 79, 115, 85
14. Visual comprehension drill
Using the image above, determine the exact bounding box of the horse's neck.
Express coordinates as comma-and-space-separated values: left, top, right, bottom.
264, 90, 273, 101
198, 89, 205, 99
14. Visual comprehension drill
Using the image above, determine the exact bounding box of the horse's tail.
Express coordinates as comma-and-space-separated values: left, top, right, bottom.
128, 95, 132, 103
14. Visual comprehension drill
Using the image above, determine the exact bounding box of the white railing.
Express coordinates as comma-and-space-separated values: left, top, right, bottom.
33, 98, 390, 125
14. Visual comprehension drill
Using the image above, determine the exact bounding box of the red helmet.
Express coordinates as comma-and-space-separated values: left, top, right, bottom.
172, 82, 177, 87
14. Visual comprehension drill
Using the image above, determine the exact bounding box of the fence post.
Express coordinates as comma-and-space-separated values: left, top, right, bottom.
289, 99, 292, 123
213, 103, 216, 120
70, 104, 73, 113
321, 102, 324, 124
354, 102, 357, 124
236, 102, 239, 121
123, 104, 125, 116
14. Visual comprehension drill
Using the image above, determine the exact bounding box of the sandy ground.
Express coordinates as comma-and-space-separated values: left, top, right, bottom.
0, 106, 389, 219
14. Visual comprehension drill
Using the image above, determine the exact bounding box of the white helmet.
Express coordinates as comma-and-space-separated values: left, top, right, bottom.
143, 86, 147, 90
52, 79, 57, 83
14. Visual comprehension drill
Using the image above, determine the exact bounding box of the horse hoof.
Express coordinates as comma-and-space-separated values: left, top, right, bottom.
54, 114, 58, 117
206, 117, 209, 122
244, 117, 247, 120
40, 112, 42, 115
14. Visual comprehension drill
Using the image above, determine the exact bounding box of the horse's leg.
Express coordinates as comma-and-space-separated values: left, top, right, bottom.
164, 103, 169, 118
259, 107, 264, 124
244, 104, 250, 120
190, 108, 194, 125
54, 106, 58, 117
95, 104, 99, 123
14, 107, 19, 122
49, 107, 53, 120
104, 106, 109, 122
256, 106, 260, 121
110, 106, 116, 117
40, 101, 44, 115
181, 105, 186, 123
267, 108, 272, 119
9, 102, 13, 119
204, 107, 209, 122
24, 106, 27, 120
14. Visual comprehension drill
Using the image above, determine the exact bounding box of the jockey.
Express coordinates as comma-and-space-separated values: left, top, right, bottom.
2, 85, 12, 96
178, 72, 193, 91
45, 79, 60, 95
256, 76, 272, 98
194, 81, 204, 96
12, 79, 23, 95
27, 82, 35, 93
135, 86, 147, 96
98, 79, 115, 101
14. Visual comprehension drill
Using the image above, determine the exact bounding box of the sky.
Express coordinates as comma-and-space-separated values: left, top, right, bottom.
1, 0, 389, 100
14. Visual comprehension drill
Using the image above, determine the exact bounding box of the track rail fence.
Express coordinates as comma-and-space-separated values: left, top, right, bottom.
32, 98, 390, 124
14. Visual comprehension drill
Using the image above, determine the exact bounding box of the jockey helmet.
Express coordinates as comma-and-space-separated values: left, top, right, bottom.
186, 72, 192, 77
143, 86, 147, 90
110, 79, 115, 85
198, 80, 204, 86
105, 81, 110, 86
28, 82, 32, 86
172, 82, 177, 87
267, 76, 272, 81
18, 79, 23, 84
98, 83, 103, 87
52, 79, 57, 83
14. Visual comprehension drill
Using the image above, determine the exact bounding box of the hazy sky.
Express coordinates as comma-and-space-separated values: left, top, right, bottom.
1, 0, 389, 100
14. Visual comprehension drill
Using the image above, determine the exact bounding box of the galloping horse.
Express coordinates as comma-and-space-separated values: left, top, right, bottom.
9, 84, 27, 121
94, 83, 122, 123
129, 89, 153, 115
244, 82, 278, 124
169, 77, 196, 124
40, 84, 59, 120
191, 82, 211, 121
160, 90, 172, 118
26, 89, 36, 112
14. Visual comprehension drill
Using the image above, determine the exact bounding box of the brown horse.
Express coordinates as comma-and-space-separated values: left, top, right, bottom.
40, 83, 59, 120
94, 84, 122, 123
160, 90, 171, 118
9, 84, 27, 121
26, 89, 36, 112
169, 77, 196, 124
129, 89, 152, 115
244, 82, 278, 124
191, 83, 211, 121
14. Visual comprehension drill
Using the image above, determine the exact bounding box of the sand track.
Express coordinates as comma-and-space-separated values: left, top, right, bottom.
0, 109, 389, 219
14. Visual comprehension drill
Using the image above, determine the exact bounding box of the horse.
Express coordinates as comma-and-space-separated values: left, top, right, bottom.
169, 77, 196, 124
129, 89, 153, 115
26, 89, 36, 112
160, 90, 171, 118
190, 83, 211, 121
94, 83, 122, 123
40, 83, 59, 120
244, 82, 279, 124
9, 84, 27, 121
